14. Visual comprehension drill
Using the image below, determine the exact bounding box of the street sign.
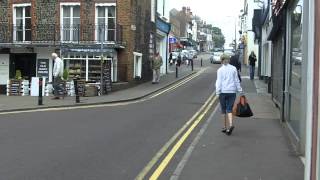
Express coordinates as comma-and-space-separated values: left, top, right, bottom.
169, 37, 177, 44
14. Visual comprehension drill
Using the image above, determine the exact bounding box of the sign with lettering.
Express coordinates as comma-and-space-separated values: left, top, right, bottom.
37, 59, 49, 78
103, 60, 112, 93
272, 0, 287, 16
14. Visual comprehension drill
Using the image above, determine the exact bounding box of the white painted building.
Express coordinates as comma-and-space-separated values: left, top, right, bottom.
242, 0, 260, 65
156, 0, 170, 74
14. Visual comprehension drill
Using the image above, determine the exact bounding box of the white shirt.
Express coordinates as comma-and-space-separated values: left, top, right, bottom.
215, 64, 242, 95
53, 57, 64, 77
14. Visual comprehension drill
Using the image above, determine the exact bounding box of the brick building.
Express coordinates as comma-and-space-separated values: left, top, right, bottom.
117, 0, 156, 81
0, 0, 156, 94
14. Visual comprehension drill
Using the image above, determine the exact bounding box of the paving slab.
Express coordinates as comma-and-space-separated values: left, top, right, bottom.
170, 78, 303, 180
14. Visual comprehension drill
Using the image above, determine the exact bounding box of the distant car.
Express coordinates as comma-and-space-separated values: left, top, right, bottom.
171, 52, 180, 62
181, 50, 191, 61
210, 51, 223, 64
224, 49, 235, 57
189, 50, 198, 58
292, 50, 302, 65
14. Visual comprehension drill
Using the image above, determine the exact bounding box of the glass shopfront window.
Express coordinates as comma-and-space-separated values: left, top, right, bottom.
63, 53, 117, 82
288, 0, 303, 138
290, 1, 303, 91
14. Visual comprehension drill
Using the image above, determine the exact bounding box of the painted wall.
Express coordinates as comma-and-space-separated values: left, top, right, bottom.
0, 54, 9, 85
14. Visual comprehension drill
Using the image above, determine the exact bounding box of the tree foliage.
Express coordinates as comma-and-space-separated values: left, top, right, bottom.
207, 26, 225, 48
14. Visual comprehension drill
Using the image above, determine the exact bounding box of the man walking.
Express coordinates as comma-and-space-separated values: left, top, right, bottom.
52, 53, 64, 99
230, 52, 242, 82
151, 52, 163, 84
249, 51, 257, 80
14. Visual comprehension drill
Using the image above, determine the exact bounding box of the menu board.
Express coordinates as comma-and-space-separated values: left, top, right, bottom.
37, 59, 49, 78
103, 61, 112, 93
7, 80, 22, 96
77, 80, 86, 97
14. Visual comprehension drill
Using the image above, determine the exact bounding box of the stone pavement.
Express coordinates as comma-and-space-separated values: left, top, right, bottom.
0, 65, 197, 112
170, 75, 304, 180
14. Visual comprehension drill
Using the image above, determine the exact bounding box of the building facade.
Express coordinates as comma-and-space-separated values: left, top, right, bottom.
0, 0, 157, 95
156, 0, 170, 74
242, 0, 260, 65
117, 0, 156, 81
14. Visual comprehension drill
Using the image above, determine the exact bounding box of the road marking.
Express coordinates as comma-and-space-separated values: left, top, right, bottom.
149, 95, 218, 180
135, 92, 215, 180
0, 69, 206, 116
170, 103, 220, 180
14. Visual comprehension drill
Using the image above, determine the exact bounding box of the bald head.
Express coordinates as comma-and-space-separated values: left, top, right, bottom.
52, 53, 58, 59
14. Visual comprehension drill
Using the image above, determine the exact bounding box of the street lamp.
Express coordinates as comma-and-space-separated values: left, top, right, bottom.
225, 16, 237, 51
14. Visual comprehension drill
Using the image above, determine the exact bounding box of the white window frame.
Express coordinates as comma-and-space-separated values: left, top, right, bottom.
133, 52, 143, 78
63, 53, 117, 82
151, 0, 156, 22
95, 3, 116, 43
60, 2, 81, 42
13, 3, 31, 42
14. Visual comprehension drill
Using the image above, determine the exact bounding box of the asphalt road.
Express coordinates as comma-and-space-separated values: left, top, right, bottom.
0, 54, 221, 180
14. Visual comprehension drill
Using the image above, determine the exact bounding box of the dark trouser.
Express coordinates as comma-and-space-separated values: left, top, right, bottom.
219, 93, 237, 114
249, 65, 255, 80
53, 76, 62, 97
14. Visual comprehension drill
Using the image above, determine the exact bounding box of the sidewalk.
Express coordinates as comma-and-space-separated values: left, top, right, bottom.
170, 75, 304, 180
0, 65, 197, 112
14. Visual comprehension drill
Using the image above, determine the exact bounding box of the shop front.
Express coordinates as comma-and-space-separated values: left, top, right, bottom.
269, 0, 312, 156
284, 0, 304, 148
156, 16, 171, 74
61, 46, 118, 83
0, 47, 54, 95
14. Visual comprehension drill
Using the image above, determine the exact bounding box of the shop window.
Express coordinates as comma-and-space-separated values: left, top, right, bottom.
287, 0, 303, 140
95, 3, 116, 42
289, 1, 303, 90
64, 54, 117, 82
13, 4, 31, 42
61, 3, 80, 42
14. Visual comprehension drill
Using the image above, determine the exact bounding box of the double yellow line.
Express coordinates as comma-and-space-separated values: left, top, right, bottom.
135, 93, 218, 180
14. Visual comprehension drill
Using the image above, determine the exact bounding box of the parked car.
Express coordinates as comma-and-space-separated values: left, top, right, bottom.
224, 49, 235, 56
210, 51, 223, 64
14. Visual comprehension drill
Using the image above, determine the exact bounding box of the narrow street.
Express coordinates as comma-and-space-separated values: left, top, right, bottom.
0, 56, 221, 180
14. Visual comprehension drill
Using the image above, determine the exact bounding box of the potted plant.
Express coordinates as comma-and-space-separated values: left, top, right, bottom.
15, 70, 22, 80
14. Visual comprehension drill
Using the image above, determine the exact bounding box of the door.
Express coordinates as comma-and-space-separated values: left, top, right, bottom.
10, 53, 37, 80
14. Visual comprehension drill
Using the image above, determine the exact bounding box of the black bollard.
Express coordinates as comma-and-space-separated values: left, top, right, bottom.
176, 65, 178, 78
201, 58, 203, 67
38, 77, 43, 105
191, 60, 194, 71
74, 79, 80, 103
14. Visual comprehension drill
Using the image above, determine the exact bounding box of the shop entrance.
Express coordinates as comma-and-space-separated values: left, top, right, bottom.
10, 53, 37, 81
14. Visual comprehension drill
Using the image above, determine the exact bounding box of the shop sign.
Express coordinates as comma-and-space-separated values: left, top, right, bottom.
272, 0, 287, 16
169, 37, 177, 44
156, 16, 171, 34
37, 59, 49, 78
63, 48, 114, 53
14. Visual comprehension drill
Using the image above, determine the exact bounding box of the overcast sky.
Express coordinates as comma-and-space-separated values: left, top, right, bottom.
167, 0, 244, 47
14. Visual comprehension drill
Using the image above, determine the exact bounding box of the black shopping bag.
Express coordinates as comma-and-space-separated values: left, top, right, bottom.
233, 95, 253, 117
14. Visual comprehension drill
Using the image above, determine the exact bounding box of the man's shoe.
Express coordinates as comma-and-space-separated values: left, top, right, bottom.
51, 97, 60, 100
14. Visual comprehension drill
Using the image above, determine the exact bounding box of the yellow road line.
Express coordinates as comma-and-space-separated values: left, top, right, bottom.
149, 95, 218, 180
135, 92, 215, 180
148, 69, 204, 99
0, 70, 205, 115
